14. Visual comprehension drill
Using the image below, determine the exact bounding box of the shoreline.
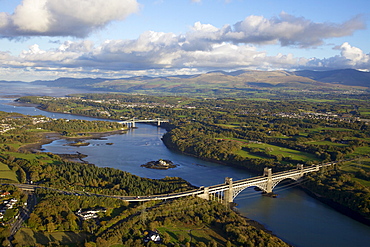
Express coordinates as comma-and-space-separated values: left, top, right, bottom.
162, 140, 370, 227
300, 185, 370, 226
18, 129, 127, 156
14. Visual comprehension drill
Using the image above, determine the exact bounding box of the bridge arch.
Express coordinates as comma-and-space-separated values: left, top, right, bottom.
200, 164, 326, 204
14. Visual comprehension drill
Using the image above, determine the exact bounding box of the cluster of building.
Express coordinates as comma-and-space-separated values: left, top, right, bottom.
273, 111, 364, 123
76, 97, 180, 109
0, 116, 51, 133
0, 192, 17, 220
0, 122, 15, 133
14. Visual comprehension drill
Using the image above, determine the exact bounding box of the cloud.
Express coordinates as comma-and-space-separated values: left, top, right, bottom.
0, 12, 368, 80
338, 42, 370, 65
185, 12, 365, 48
3, 34, 368, 80
1, 42, 368, 82
0, 0, 140, 38
306, 42, 370, 70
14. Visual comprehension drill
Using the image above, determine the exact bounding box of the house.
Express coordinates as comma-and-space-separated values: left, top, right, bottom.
0, 192, 10, 197
143, 230, 161, 243
76, 208, 106, 220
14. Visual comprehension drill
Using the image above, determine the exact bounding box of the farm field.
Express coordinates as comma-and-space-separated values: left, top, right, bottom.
14, 228, 89, 246
340, 158, 370, 187
221, 137, 319, 162
158, 224, 227, 246
0, 162, 18, 183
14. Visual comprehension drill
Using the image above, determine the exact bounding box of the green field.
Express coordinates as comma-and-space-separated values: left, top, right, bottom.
14, 228, 89, 246
158, 225, 227, 246
309, 127, 353, 132
236, 149, 270, 159
0, 162, 18, 183
340, 158, 370, 187
247, 142, 319, 162
221, 137, 319, 162
0, 151, 56, 165
307, 141, 347, 147
348, 146, 370, 157
216, 124, 239, 128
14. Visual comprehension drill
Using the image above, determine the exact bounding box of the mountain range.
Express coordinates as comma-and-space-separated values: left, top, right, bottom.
29, 69, 370, 95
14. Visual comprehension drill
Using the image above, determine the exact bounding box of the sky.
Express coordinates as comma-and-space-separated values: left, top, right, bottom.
0, 0, 369, 81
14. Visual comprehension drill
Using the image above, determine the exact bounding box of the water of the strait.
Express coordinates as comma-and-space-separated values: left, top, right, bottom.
0, 87, 369, 247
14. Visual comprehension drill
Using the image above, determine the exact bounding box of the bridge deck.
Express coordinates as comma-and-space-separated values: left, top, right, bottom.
8, 163, 333, 202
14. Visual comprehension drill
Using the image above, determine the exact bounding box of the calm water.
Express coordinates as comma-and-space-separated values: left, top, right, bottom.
0, 86, 369, 247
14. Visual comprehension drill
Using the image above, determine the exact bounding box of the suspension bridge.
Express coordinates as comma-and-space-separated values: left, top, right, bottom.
118, 118, 169, 128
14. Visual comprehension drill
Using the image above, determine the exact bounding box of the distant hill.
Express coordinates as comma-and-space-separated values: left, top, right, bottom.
29, 69, 370, 95
33, 77, 110, 88
294, 69, 370, 87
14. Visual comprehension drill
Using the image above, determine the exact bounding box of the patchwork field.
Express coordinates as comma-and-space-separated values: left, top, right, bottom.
340, 158, 370, 187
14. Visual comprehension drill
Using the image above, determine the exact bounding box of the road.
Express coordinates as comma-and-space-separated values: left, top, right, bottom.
8, 192, 37, 246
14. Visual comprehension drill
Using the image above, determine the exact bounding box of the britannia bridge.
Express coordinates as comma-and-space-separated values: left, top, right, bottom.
122, 163, 334, 204
118, 118, 169, 128
12, 163, 334, 205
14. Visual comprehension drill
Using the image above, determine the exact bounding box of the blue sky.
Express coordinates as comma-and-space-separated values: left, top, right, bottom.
0, 0, 369, 81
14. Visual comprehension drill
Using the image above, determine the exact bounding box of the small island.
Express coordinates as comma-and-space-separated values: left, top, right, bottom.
141, 159, 177, 170
66, 141, 90, 147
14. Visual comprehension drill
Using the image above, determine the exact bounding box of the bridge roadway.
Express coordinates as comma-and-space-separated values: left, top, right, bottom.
118, 118, 169, 128
10, 163, 334, 203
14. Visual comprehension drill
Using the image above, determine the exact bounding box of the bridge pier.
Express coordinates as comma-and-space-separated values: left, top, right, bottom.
224, 177, 233, 204
197, 187, 210, 200
264, 168, 273, 193
297, 164, 304, 177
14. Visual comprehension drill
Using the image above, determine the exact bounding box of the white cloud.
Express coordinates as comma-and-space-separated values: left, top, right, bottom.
305, 43, 370, 70
5, 38, 368, 80
339, 42, 370, 65
186, 12, 365, 48
0, 11, 368, 80
1, 34, 369, 81
0, 0, 140, 38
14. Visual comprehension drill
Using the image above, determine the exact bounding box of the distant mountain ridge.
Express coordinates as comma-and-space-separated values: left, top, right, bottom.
28, 69, 370, 94
293, 69, 370, 87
